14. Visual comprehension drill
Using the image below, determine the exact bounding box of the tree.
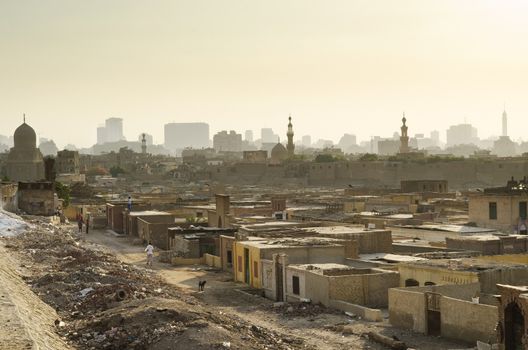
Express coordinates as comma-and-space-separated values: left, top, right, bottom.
109, 166, 126, 178
359, 153, 378, 161
315, 154, 337, 163
55, 181, 71, 208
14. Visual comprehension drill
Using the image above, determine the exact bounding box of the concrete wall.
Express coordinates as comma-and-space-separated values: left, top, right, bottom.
440, 296, 497, 344
260, 245, 346, 264
204, 254, 221, 268
328, 269, 400, 308
219, 235, 235, 272
479, 267, 528, 294
304, 270, 331, 305
389, 288, 427, 333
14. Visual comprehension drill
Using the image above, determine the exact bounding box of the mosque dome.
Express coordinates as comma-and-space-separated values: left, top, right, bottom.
271, 142, 288, 161
14, 122, 37, 149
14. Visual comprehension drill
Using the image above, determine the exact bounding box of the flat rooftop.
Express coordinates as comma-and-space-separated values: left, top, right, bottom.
128, 210, 171, 216
360, 253, 427, 263
239, 237, 343, 249
402, 257, 526, 271
302, 225, 389, 235
397, 224, 497, 234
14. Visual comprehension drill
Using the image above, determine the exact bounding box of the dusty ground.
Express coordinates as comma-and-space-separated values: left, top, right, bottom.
83, 229, 471, 350
0, 220, 472, 350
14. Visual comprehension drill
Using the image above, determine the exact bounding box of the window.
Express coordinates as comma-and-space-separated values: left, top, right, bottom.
238, 256, 243, 272
253, 261, 259, 278
292, 275, 300, 295
520, 202, 527, 220
489, 202, 497, 220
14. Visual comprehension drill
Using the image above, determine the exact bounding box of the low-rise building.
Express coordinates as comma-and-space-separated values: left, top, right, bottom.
398, 258, 528, 294
169, 226, 237, 259
17, 181, 57, 216
446, 235, 528, 255
232, 237, 352, 289
468, 177, 528, 233
275, 263, 399, 308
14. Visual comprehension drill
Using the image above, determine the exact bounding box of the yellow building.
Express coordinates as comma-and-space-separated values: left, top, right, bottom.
398, 258, 528, 294
232, 237, 348, 289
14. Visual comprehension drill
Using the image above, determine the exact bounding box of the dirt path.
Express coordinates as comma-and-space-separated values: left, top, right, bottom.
0, 242, 72, 350
84, 229, 470, 350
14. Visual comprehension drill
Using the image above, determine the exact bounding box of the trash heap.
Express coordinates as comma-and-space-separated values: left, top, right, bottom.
4, 220, 311, 350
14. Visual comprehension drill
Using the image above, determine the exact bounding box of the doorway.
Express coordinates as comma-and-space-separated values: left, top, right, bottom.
505, 302, 524, 350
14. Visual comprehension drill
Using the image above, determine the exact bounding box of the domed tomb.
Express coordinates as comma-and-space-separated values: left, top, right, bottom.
270, 142, 288, 164
6, 119, 45, 182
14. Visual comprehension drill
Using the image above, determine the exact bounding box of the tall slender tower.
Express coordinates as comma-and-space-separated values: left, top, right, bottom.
141, 133, 147, 154
286, 114, 295, 157
399, 113, 409, 153
502, 108, 508, 137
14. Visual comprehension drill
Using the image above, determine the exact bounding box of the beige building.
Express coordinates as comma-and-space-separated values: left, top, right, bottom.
6, 120, 45, 182
55, 149, 80, 175
469, 178, 528, 233
276, 263, 399, 308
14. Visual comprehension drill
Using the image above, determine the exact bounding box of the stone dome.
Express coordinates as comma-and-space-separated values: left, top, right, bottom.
271, 142, 288, 161
14, 122, 37, 149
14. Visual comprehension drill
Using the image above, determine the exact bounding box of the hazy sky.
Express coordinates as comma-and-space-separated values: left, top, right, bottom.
1, 0, 528, 148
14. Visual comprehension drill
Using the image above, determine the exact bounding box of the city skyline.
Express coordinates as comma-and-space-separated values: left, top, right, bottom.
2, 1, 528, 147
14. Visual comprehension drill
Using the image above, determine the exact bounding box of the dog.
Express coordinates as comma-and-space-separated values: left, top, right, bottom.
198, 280, 207, 291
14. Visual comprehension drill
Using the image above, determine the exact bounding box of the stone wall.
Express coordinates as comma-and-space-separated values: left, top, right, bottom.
207, 157, 528, 190
328, 269, 399, 308
389, 287, 427, 333
440, 296, 497, 344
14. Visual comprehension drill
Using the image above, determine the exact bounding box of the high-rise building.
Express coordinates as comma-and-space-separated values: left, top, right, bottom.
301, 135, 312, 147
96, 126, 107, 144
446, 124, 479, 146
245, 130, 253, 142
104, 118, 124, 142
96, 118, 124, 144
430, 130, 440, 144
164, 122, 210, 152
213, 130, 243, 152
261, 128, 275, 143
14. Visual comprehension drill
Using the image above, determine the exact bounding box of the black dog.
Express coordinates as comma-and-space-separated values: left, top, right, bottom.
198, 280, 206, 291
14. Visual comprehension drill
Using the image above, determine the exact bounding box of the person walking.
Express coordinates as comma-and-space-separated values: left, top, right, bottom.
85, 214, 90, 234
145, 241, 154, 266
127, 196, 132, 211
77, 214, 83, 233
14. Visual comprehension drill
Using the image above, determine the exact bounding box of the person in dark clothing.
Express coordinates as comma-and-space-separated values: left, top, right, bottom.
85, 214, 90, 234
78, 215, 83, 233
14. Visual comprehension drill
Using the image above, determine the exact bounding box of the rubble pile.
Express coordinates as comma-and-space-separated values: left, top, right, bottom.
4, 220, 311, 350
265, 301, 340, 319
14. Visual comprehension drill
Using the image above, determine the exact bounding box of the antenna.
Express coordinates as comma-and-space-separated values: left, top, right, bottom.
23, 113, 26, 123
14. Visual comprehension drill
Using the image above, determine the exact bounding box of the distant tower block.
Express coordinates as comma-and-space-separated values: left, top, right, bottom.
399, 113, 410, 153
287, 114, 295, 157
502, 108, 508, 137
141, 133, 147, 154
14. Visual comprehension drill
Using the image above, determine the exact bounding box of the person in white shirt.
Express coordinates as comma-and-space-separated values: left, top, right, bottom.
145, 241, 154, 266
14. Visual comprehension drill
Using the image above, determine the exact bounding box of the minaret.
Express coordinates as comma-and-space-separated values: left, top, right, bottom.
286, 114, 295, 156
141, 133, 147, 154
399, 113, 409, 154
502, 107, 508, 137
